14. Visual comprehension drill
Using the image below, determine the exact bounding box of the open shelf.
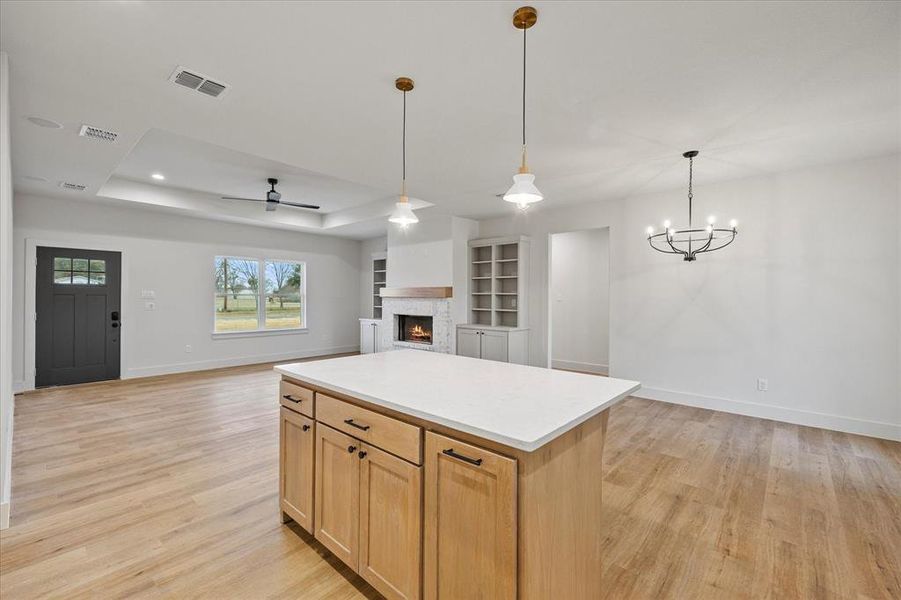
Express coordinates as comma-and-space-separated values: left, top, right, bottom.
467, 236, 529, 329
372, 253, 387, 319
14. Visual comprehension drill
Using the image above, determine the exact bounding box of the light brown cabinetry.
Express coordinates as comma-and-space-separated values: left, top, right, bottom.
314, 423, 361, 569
359, 442, 422, 600
279, 407, 315, 533
423, 431, 517, 600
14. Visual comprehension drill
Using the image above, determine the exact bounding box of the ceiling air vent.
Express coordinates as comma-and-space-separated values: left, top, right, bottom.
79, 124, 118, 143
169, 66, 229, 99
59, 181, 87, 191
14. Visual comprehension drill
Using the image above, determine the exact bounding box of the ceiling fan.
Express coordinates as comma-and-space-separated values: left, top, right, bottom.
222, 178, 320, 212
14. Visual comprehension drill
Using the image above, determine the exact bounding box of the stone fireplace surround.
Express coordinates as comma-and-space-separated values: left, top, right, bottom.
379, 290, 454, 354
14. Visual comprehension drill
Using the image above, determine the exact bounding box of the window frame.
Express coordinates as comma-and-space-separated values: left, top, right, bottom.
212, 256, 307, 337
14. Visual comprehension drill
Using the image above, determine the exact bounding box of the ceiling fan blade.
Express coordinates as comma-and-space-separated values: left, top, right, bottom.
279, 200, 321, 210
222, 196, 265, 202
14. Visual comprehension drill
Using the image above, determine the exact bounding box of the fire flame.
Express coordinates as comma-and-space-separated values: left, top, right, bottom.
409, 324, 431, 341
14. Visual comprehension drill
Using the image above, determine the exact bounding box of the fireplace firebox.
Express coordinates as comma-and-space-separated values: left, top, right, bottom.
396, 315, 433, 345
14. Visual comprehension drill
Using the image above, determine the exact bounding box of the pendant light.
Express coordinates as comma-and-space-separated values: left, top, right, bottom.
388, 77, 419, 227
503, 6, 543, 210
646, 151, 738, 261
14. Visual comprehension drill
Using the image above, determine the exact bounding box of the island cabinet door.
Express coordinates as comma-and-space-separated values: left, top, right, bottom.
280, 408, 315, 533
423, 432, 517, 600
358, 443, 423, 600
315, 423, 361, 571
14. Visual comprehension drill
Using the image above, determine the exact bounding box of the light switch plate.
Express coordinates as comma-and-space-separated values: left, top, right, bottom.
141, 290, 155, 299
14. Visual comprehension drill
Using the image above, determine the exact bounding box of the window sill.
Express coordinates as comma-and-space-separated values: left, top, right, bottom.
211, 328, 309, 339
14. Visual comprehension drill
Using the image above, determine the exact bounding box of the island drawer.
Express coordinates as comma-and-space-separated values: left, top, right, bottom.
316, 393, 421, 465
279, 380, 315, 418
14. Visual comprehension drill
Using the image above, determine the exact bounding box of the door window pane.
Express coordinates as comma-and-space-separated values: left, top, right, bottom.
54, 257, 71, 270
89, 259, 106, 272
72, 272, 90, 284
264, 261, 303, 329
72, 258, 89, 271
89, 272, 106, 285
214, 257, 261, 332
54, 271, 72, 284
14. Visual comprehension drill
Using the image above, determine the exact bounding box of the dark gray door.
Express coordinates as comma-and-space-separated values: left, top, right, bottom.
36, 247, 121, 387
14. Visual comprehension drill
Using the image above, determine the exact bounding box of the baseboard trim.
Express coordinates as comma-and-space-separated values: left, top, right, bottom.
0, 502, 9, 530
124, 345, 360, 379
552, 359, 608, 375
12, 380, 25, 394
634, 386, 901, 442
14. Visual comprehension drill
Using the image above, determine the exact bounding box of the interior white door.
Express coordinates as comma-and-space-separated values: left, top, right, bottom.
456, 329, 481, 359
479, 331, 508, 363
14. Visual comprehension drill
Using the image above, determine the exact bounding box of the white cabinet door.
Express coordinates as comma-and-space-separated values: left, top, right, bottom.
371, 321, 381, 353
360, 322, 375, 354
457, 329, 481, 359
479, 330, 508, 363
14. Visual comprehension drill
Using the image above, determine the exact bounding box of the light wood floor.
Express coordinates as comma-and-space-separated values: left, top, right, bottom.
1, 359, 899, 599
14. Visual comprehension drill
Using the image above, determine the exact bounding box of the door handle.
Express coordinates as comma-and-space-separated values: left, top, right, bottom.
111, 322, 120, 328
358, 450, 368, 459
302, 424, 310, 432
347, 445, 357, 453
282, 394, 302, 403
442, 448, 483, 466
344, 419, 370, 431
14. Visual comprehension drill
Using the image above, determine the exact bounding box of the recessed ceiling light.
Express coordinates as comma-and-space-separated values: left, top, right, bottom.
27, 116, 63, 129
151, 173, 166, 180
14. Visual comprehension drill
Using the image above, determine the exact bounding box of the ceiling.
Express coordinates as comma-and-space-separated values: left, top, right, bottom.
1, 1, 898, 239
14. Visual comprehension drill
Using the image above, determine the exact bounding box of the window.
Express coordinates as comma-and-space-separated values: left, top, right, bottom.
54, 256, 106, 285
214, 257, 305, 333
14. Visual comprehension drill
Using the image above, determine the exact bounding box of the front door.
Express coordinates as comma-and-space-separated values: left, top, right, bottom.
35, 246, 121, 387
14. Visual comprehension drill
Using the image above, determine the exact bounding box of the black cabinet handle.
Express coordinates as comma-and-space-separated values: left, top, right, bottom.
347, 445, 357, 453
358, 450, 368, 459
302, 424, 310, 432
442, 448, 483, 466
344, 419, 371, 431
282, 394, 301, 403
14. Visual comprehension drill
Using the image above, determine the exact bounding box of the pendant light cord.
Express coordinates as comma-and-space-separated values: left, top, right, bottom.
522, 26, 527, 148
402, 90, 407, 195
687, 155, 693, 228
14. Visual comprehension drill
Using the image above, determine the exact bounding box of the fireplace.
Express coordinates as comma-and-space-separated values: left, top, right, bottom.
396, 315, 433, 345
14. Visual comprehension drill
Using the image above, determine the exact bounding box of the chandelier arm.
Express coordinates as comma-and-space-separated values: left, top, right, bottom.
647, 234, 684, 254
665, 235, 690, 259
702, 230, 738, 253
648, 240, 684, 255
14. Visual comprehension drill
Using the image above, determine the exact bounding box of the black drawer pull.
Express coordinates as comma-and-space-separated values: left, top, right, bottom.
358, 450, 368, 459
442, 448, 483, 466
302, 424, 310, 432
347, 445, 357, 453
282, 394, 302, 403
344, 419, 371, 431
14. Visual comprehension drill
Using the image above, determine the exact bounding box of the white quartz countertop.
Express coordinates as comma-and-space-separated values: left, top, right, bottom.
275, 350, 640, 452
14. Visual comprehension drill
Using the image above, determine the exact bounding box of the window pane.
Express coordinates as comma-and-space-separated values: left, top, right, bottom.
54, 271, 72, 284
54, 257, 71, 270
214, 257, 261, 332
265, 261, 303, 329
89, 272, 106, 285
73, 258, 89, 271
89, 259, 105, 273
72, 271, 90, 284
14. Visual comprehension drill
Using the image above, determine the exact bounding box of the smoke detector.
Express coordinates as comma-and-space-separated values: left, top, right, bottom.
79, 124, 118, 143
59, 181, 87, 191
169, 66, 229, 98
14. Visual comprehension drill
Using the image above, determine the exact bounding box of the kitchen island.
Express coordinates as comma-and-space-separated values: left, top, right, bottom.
275, 350, 639, 600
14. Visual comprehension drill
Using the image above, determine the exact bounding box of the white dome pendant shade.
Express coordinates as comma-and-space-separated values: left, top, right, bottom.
503, 171, 543, 209
388, 77, 418, 227
503, 6, 544, 211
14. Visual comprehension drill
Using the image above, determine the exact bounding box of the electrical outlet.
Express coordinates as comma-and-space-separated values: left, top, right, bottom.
143, 301, 156, 311
185, 344, 193, 353
757, 378, 768, 392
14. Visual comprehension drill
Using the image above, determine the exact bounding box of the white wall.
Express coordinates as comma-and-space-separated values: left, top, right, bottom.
359, 236, 387, 319
550, 228, 609, 374
479, 154, 900, 440
13, 194, 362, 386
0, 52, 14, 529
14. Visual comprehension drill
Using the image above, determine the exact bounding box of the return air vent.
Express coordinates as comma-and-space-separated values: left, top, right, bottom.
79, 124, 118, 143
169, 66, 229, 98
59, 181, 87, 191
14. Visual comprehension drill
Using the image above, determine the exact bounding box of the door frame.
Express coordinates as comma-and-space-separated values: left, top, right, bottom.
24, 236, 129, 391
545, 227, 611, 373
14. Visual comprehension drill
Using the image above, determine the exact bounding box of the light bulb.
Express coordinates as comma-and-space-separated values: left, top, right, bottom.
707, 215, 716, 225
729, 219, 738, 228
668, 228, 676, 237
663, 219, 671, 229
646, 226, 654, 236
706, 224, 713, 233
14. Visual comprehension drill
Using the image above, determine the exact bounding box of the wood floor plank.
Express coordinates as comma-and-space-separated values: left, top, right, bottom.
2, 357, 899, 599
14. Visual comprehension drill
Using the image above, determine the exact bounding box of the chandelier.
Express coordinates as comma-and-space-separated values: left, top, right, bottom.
646, 150, 738, 261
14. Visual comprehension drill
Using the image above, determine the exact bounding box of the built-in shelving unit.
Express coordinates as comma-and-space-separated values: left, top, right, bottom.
372, 253, 387, 319
467, 236, 530, 328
